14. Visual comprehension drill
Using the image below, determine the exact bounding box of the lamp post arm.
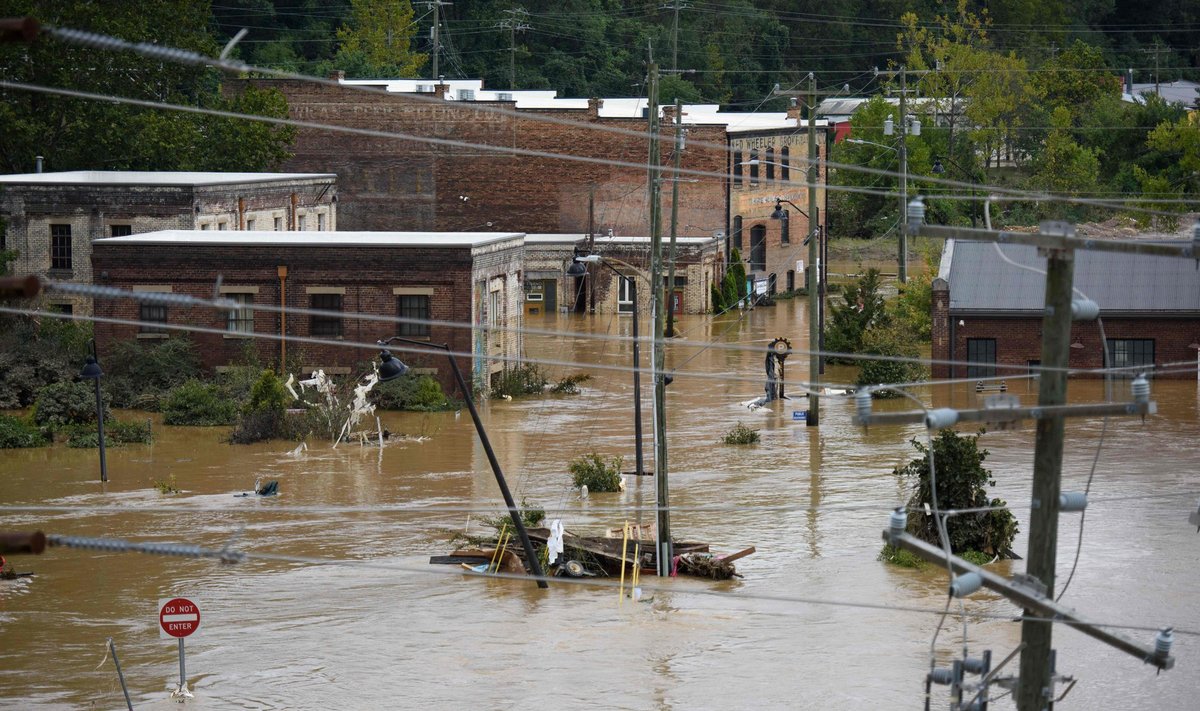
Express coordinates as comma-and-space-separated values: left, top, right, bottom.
776, 198, 809, 220
376, 336, 548, 588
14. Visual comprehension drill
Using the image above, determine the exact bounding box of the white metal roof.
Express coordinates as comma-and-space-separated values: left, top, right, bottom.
0, 171, 336, 186
94, 230, 524, 248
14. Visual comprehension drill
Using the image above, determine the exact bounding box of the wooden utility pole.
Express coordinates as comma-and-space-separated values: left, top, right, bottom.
666, 97, 682, 338
897, 66, 908, 284
646, 58, 672, 577
1017, 231, 1075, 711
426, 1, 452, 81
805, 73, 821, 426
498, 7, 529, 91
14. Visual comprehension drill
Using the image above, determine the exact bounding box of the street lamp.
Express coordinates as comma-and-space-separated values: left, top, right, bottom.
566, 253, 646, 477
932, 155, 982, 227
770, 199, 822, 426
376, 337, 548, 589
78, 342, 107, 483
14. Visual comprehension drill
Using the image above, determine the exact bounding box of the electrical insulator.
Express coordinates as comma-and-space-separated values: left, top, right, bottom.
1155, 628, 1174, 658
909, 118, 921, 136
889, 507, 907, 540
1131, 374, 1150, 404
924, 407, 959, 430
906, 197, 926, 230
928, 668, 954, 685
884, 114, 894, 136
961, 657, 987, 675
1059, 491, 1088, 512
855, 389, 873, 424
949, 572, 983, 598
1070, 298, 1100, 321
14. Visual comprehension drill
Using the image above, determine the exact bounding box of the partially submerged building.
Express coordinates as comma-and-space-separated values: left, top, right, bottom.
0, 171, 337, 315
931, 240, 1200, 380
91, 231, 524, 395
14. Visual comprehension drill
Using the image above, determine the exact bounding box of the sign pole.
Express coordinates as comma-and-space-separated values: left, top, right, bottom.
159, 597, 200, 699
178, 638, 186, 696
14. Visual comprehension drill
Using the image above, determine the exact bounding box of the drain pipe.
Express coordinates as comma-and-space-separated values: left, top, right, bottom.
277, 265, 288, 373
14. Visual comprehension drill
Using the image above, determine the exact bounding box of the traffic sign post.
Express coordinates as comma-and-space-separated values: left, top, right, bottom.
159, 597, 200, 699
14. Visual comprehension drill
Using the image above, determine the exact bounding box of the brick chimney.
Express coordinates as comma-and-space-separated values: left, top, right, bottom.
786, 97, 804, 122
435, 82, 450, 100
587, 97, 604, 119
662, 104, 677, 123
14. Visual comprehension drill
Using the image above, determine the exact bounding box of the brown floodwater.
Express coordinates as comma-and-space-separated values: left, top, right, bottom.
1, 299, 1197, 710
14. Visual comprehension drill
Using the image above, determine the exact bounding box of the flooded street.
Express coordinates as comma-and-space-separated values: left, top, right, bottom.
1, 298, 1197, 710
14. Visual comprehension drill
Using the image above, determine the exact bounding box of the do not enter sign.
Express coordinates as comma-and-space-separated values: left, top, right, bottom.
159, 597, 201, 639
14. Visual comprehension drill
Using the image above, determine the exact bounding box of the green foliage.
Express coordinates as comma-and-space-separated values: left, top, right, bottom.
373, 373, 457, 411
482, 497, 546, 534
878, 544, 927, 569
245, 370, 289, 417
1029, 107, 1101, 219
0, 314, 92, 409
162, 380, 238, 426
894, 430, 1019, 558
34, 381, 111, 430
490, 364, 548, 399
728, 249, 748, 301
333, 0, 426, 77
713, 248, 748, 313
103, 338, 203, 410
153, 475, 181, 495
0, 414, 49, 448
722, 422, 760, 445
568, 452, 623, 493
825, 268, 888, 362
229, 370, 293, 444
550, 373, 592, 394
887, 255, 934, 341
856, 324, 927, 394
64, 418, 153, 448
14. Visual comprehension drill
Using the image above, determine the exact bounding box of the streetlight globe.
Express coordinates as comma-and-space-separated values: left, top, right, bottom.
79, 356, 103, 380
377, 351, 410, 381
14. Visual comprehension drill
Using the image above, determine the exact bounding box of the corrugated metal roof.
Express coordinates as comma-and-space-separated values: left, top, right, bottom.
95, 230, 523, 248
947, 240, 1200, 313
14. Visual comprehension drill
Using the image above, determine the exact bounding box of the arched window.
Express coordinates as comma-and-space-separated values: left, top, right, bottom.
766, 148, 775, 182
750, 224, 767, 271
749, 149, 759, 185
732, 215, 743, 253
733, 150, 743, 188
781, 146, 791, 182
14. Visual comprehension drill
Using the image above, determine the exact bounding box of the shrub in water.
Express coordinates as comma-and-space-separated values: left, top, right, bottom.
162, 380, 238, 426
372, 373, 456, 411
64, 418, 152, 448
0, 414, 49, 448
229, 370, 291, 444
0, 314, 91, 408
490, 364, 548, 399
550, 373, 591, 394
34, 380, 111, 430
722, 422, 760, 445
856, 324, 927, 396
568, 452, 623, 492
103, 338, 202, 409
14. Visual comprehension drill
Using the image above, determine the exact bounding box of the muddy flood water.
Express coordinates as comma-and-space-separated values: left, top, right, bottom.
1, 298, 1197, 710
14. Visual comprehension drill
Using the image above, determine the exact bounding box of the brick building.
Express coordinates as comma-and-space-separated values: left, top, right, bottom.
90, 231, 525, 396
242, 77, 730, 238
0, 171, 337, 315
931, 240, 1200, 380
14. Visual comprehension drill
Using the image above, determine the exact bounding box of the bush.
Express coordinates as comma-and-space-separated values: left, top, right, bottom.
568, 452, 623, 492
372, 373, 457, 411
482, 497, 546, 533
162, 380, 238, 426
887, 253, 935, 342
0, 414, 49, 448
103, 338, 203, 409
892, 429, 1019, 559
878, 544, 927, 569
215, 365, 264, 403
34, 380, 111, 430
825, 268, 888, 362
229, 370, 292, 444
550, 373, 591, 394
490, 364, 548, 399
0, 315, 92, 409
153, 475, 181, 494
856, 324, 927, 395
64, 418, 153, 448
722, 422, 760, 445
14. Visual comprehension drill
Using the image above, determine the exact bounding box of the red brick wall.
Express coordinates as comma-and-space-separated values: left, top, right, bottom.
243, 80, 728, 237
91, 244, 479, 395
931, 279, 950, 378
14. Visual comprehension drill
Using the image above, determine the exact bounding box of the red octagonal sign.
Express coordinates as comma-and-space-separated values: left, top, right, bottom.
159, 597, 201, 639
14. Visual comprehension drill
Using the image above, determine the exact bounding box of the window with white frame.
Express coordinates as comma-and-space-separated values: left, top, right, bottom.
226, 293, 254, 334
273, 216, 283, 231
617, 276, 634, 314
298, 215, 307, 231
317, 213, 326, 231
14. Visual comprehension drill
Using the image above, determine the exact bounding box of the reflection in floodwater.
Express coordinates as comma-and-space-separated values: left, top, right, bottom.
0, 298, 1197, 709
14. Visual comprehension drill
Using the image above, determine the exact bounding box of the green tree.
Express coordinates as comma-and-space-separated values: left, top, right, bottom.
1033, 41, 1118, 123
334, 0, 426, 77
1030, 107, 1101, 218
825, 268, 888, 361
856, 323, 926, 394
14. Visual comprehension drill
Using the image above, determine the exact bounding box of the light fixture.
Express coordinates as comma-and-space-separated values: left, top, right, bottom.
1070, 340, 1084, 350
932, 158, 945, 175
1188, 341, 1200, 350
78, 348, 107, 483
376, 351, 410, 381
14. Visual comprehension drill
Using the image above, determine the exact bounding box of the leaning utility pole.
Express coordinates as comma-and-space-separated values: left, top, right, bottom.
646, 57, 672, 577
666, 97, 683, 338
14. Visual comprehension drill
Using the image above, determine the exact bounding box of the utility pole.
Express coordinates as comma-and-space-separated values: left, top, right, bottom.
897, 65, 909, 284
664, 0, 687, 72
1017, 232, 1075, 711
666, 97, 682, 338
1141, 42, 1168, 97
805, 73, 821, 426
498, 7, 529, 91
647, 56, 672, 577
425, 1, 451, 82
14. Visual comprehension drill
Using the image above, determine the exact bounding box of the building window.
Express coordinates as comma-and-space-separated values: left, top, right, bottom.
140, 303, 168, 334
732, 215, 743, 253
298, 215, 307, 231
786, 270, 795, 292
200, 223, 210, 231
226, 293, 254, 334
110, 225, 132, 237
274, 216, 283, 231
310, 293, 343, 337
397, 294, 431, 337
488, 289, 502, 328
616, 276, 634, 314
781, 146, 790, 182
766, 148, 775, 182
768, 273, 777, 295
217, 221, 227, 231
49, 303, 74, 317
733, 151, 743, 188
749, 224, 766, 271
50, 224, 72, 270
749, 149, 759, 185
317, 213, 326, 231
781, 217, 790, 245
966, 338, 997, 379
1107, 339, 1154, 376
246, 218, 256, 230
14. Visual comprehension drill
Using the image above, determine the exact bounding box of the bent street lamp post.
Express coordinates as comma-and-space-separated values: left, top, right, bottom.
376, 337, 548, 589
79, 346, 107, 483
566, 255, 646, 477
771, 198, 821, 427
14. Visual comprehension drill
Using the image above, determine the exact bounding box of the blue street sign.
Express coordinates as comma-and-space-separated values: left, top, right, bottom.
793, 410, 807, 421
